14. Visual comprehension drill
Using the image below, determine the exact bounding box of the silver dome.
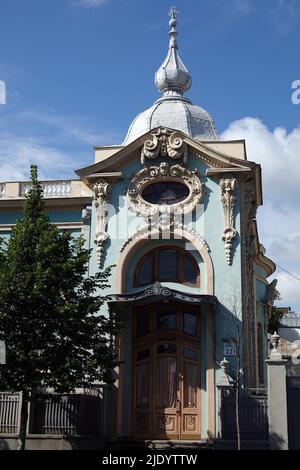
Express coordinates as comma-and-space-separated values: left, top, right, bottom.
123, 96, 217, 145
123, 8, 218, 145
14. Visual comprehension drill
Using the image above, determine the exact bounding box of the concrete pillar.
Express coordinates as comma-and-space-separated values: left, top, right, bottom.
266, 332, 289, 450
217, 358, 231, 439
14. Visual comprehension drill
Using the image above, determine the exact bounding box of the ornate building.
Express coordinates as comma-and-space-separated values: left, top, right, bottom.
0, 9, 276, 441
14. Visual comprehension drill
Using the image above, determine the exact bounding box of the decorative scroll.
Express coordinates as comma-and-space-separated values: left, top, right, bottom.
93, 179, 112, 267
128, 162, 203, 218
220, 176, 237, 266
141, 128, 188, 165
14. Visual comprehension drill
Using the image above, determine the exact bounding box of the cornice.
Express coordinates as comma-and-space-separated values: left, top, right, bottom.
0, 197, 92, 212
76, 127, 256, 177
0, 221, 83, 231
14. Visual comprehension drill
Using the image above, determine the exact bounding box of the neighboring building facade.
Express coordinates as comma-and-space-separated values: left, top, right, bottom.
0, 10, 276, 441
277, 308, 300, 356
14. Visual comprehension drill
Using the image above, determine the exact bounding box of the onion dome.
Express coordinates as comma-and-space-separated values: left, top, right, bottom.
123, 7, 218, 145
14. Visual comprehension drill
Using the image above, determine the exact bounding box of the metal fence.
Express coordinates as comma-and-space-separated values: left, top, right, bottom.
219, 389, 269, 441
0, 387, 110, 436
0, 392, 21, 434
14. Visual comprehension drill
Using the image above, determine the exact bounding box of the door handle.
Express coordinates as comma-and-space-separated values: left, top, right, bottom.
176, 399, 181, 414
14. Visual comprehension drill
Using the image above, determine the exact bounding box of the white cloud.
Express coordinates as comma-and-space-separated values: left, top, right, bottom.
274, 271, 300, 309
17, 109, 116, 146
0, 133, 85, 181
221, 117, 300, 311
271, 0, 300, 36
0, 81, 5, 105
72, 0, 110, 7
221, 118, 300, 211
233, 0, 252, 15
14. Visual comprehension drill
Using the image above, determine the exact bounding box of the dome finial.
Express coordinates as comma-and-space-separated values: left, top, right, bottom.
168, 6, 179, 48
155, 7, 192, 97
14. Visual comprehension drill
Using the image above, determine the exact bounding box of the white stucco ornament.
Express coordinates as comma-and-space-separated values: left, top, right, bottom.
220, 176, 237, 266
93, 179, 112, 267
141, 128, 187, 165
127, 162, 204, 218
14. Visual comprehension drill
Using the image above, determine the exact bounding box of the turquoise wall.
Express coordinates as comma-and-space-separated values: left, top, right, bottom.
0, 210, 83, 225
86, 153, 244, 437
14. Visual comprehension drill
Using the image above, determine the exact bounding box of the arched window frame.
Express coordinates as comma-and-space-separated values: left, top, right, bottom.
134, 246, 200, 288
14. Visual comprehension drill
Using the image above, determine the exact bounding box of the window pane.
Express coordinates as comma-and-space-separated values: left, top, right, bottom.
183, 362, 198, 408
136, 311, 150, 338
157, 343, 177, 354
156, 357, 177, 408
137, 254, 153, 286
158, 250, 177, 282
183, 254, 198, 285
183, 348, 198, 361
137, 348, 150, 361
183, 311, 197, 336
136, 362, 150, 409
142, 182, 189, 205
157, 305, 177, 331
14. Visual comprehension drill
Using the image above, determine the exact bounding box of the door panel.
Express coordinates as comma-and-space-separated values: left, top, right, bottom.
181, 348, 201, 439
132, 303, 201, 440
153, 351, 179, 439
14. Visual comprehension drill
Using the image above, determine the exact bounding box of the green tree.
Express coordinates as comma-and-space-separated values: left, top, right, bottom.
0, 166, 119, 450
268, 291, 282, 334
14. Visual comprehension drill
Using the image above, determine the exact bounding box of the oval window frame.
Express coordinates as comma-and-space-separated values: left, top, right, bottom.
127, 164, 204, 217
141, 180, 191, 207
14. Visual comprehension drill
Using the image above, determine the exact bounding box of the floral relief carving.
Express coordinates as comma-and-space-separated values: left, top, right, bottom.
93, 179, 112, 267
220, 176, 237, 266
185, 415, 197, 432
128, 162, 204, 218
141, 127, 188, 165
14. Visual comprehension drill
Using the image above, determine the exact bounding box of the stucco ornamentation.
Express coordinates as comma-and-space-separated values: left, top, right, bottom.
120, 221, 210, 253
141, 128, 188, 164
220, 176, 237, 265
93, 179, 112, 267
128, 162, 203, 218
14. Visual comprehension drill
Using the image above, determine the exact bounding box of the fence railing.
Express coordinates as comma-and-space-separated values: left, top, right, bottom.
219, 389, 269, 441
0, 392, 21, 434
19, 181, 72, 198
0, 388, 110, 436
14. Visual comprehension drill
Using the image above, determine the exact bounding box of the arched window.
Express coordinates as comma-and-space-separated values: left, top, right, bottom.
134, 247, 200, 287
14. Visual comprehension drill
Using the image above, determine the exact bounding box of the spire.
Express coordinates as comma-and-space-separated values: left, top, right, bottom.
155, 7, 192, 99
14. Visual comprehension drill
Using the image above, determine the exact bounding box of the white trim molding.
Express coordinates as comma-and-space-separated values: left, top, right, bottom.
93, 179, 112, 267
127, 162, 204, 218
220, 175, 237, 266
116, 226, 214, 295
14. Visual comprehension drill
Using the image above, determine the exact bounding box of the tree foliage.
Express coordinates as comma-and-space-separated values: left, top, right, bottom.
0, 166, 119, 394
268, 290, 282, 334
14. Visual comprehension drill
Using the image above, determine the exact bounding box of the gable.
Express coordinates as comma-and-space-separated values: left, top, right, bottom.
75, 127, 254, 176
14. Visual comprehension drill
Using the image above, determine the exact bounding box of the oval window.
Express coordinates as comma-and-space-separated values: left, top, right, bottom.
142, 182, 189, 206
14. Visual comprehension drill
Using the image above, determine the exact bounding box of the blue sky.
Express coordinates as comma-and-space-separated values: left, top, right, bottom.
0, 0, 300, 310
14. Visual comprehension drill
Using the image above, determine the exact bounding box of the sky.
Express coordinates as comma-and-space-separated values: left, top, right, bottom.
0, 0, 300, 311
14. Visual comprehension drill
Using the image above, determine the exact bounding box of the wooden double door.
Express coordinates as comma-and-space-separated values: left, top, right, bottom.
131, 302, 201, 440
